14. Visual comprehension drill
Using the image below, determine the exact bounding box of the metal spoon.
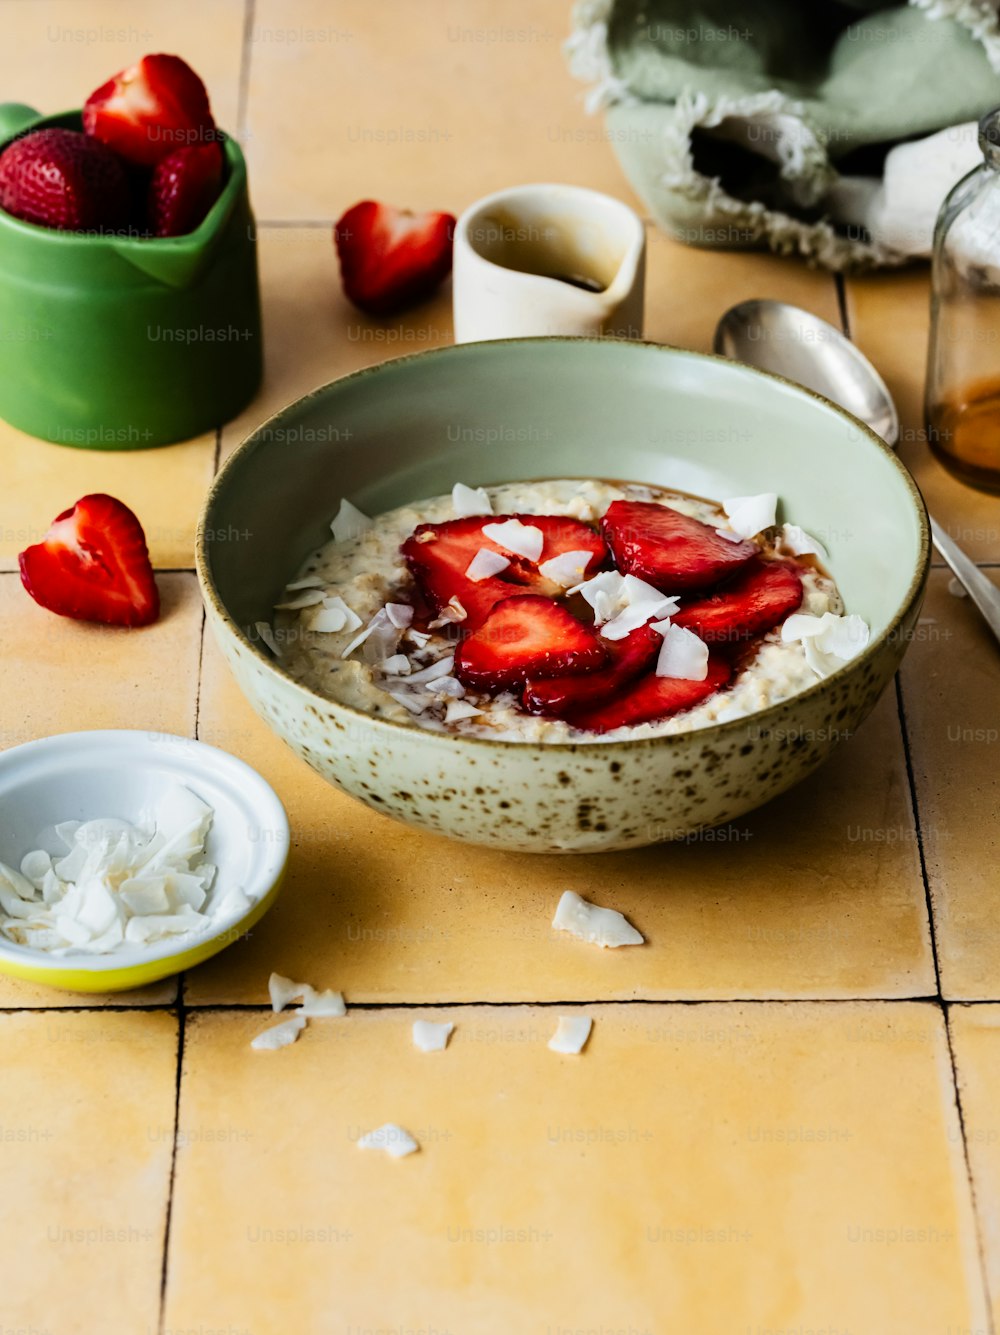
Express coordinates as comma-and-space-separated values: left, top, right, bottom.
714, 298, 1000, 645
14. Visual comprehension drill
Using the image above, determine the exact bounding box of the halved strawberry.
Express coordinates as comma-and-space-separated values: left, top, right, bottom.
601, 500, 757, 593
19, 495, 159, 628
148, 141, 224, 236
571, 655, 732, 734
672, 559, 804, 646
524, 623, 661, 719
455, 595, 606, 694
83, 54, 216, 167
402, 514, 606, 630
0, 128, 130, 232
334, 200, 456, 315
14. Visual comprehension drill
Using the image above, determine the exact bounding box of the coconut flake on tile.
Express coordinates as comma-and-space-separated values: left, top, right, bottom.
548, 1016, 593, 1055
552, 890, 644, 948
445, 700, 483, 723
721, 493, 777, 539
331, 498, 374, 543
299, 988, 347, 1018
538, 549, 596, 588
948, 577, 968, 599
781, 611, 870, 679
482, 518, 544, 562
357, 1123, 419, 1158
780, 523, 829, 560
653, 622, 709, 681
466, 548, 510, 582
254, 621, 281, 656
413, 1019, 454, 1052
452, 482, 493, 517
274, 588, 326, 610
269, 971, 307, 1012
250, 1015, 306, 1051
304, 596, 363, 635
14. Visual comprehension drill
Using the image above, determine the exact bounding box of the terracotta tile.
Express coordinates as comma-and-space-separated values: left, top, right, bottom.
846, 271, 1000, 565
0, 424, 216, 571
219, 226, 453, 461
244, 0, 641, 221
0, 571, 202, 745
187, 636, 932, 1004
163, 1002, 985, 1332
0, 1009, 177, 1335
949, 1004, 1000, 1324
644, 229, 841, 354
0, 0, 244, 136
900, 569, 1000, 1000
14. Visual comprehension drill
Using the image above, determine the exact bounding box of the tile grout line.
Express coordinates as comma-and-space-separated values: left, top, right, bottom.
236, 0, 257, 144
894, 674, 943, 995
156, 1005, 186, 1335
943, 1002, 998, 1334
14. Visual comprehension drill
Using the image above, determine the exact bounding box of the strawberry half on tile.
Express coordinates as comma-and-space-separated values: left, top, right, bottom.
601, 500, 757, 593
148, 141, 224, 236
402, 514, 606, 630
19, 494, 159, 628
83, 53, 216, 167
334, 200, 456, 315
570, 655, 733, 734
523, 623, 661, 719
0, 128, 131, 232
671, 559, 804, 646
455, 595, 606, 694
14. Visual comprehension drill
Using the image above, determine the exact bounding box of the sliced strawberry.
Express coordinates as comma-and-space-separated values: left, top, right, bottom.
455, 595, 606, 694
402, 514, 606, 630
148, 141, 224, 236
672, 559, 804, 646
19, 495, 159, 628
83, 54, 216, 167
601, 500, 757, 593
571, 655, 732, 734
0, 128, 130, 232
524, 623, 661, 719
334, 200, 455, 315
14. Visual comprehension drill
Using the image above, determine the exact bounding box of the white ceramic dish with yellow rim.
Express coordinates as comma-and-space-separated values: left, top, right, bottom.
0, 730, 289, 993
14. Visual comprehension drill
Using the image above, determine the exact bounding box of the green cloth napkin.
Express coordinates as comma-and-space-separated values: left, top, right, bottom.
568, 0, 1000, 267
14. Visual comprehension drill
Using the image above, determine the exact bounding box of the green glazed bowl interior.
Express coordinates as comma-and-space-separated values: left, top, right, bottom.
198, 337, 928, 852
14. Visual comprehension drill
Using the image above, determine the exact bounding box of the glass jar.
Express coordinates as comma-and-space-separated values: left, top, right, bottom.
926, 107, 1000, 493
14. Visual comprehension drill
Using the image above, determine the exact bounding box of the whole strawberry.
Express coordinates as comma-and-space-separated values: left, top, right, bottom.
335, 200, 456, 315
0, 128, 130, 232
148, 141, 224, 237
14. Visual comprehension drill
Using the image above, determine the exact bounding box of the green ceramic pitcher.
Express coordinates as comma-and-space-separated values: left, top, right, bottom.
0, 104, 263, 449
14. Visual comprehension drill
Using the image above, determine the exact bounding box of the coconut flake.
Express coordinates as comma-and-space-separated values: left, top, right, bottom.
381, 654, 411, 676
722, 493, 777, 539
274, 588, 325, 611
283, 576, 325, 592
253, 621, 281, 656
601, 576, 679, 641
412, 1019, 454, 1052
331, 498, 373, 543
298, 988, 346, 1018
444, 700, 483, 723
407, 629, 431, 647
452, 482, 493, 517
406, 656, 455, 685
548, 1015, 593, 1055
653, 622, 709, 681
948, 576, 968, 599
538, 550, 596, 588
250, 1015, 306, 1051
781, 611, 870, 679
357, 1124, 419, 1158
304, 596, 363, 634
385, 603, 414, 629
268, 971, 307, 1012
466, 548, 510, 582
552, 890, 644, 948
482, 519, 544, 562
780, 523, 829, 560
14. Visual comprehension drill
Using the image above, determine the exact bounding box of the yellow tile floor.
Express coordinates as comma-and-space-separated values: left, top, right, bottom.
1, 2, 999, 1330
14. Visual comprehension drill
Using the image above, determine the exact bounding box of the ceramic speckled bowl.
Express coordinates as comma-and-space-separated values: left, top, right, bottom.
197, 338, 929, 854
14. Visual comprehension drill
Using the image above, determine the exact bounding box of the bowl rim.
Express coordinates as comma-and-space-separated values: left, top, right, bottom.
196, 335, 931, 754
0, 729, 289, 973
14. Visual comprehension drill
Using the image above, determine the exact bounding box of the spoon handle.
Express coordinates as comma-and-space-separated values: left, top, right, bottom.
930, 517, 1000, 646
